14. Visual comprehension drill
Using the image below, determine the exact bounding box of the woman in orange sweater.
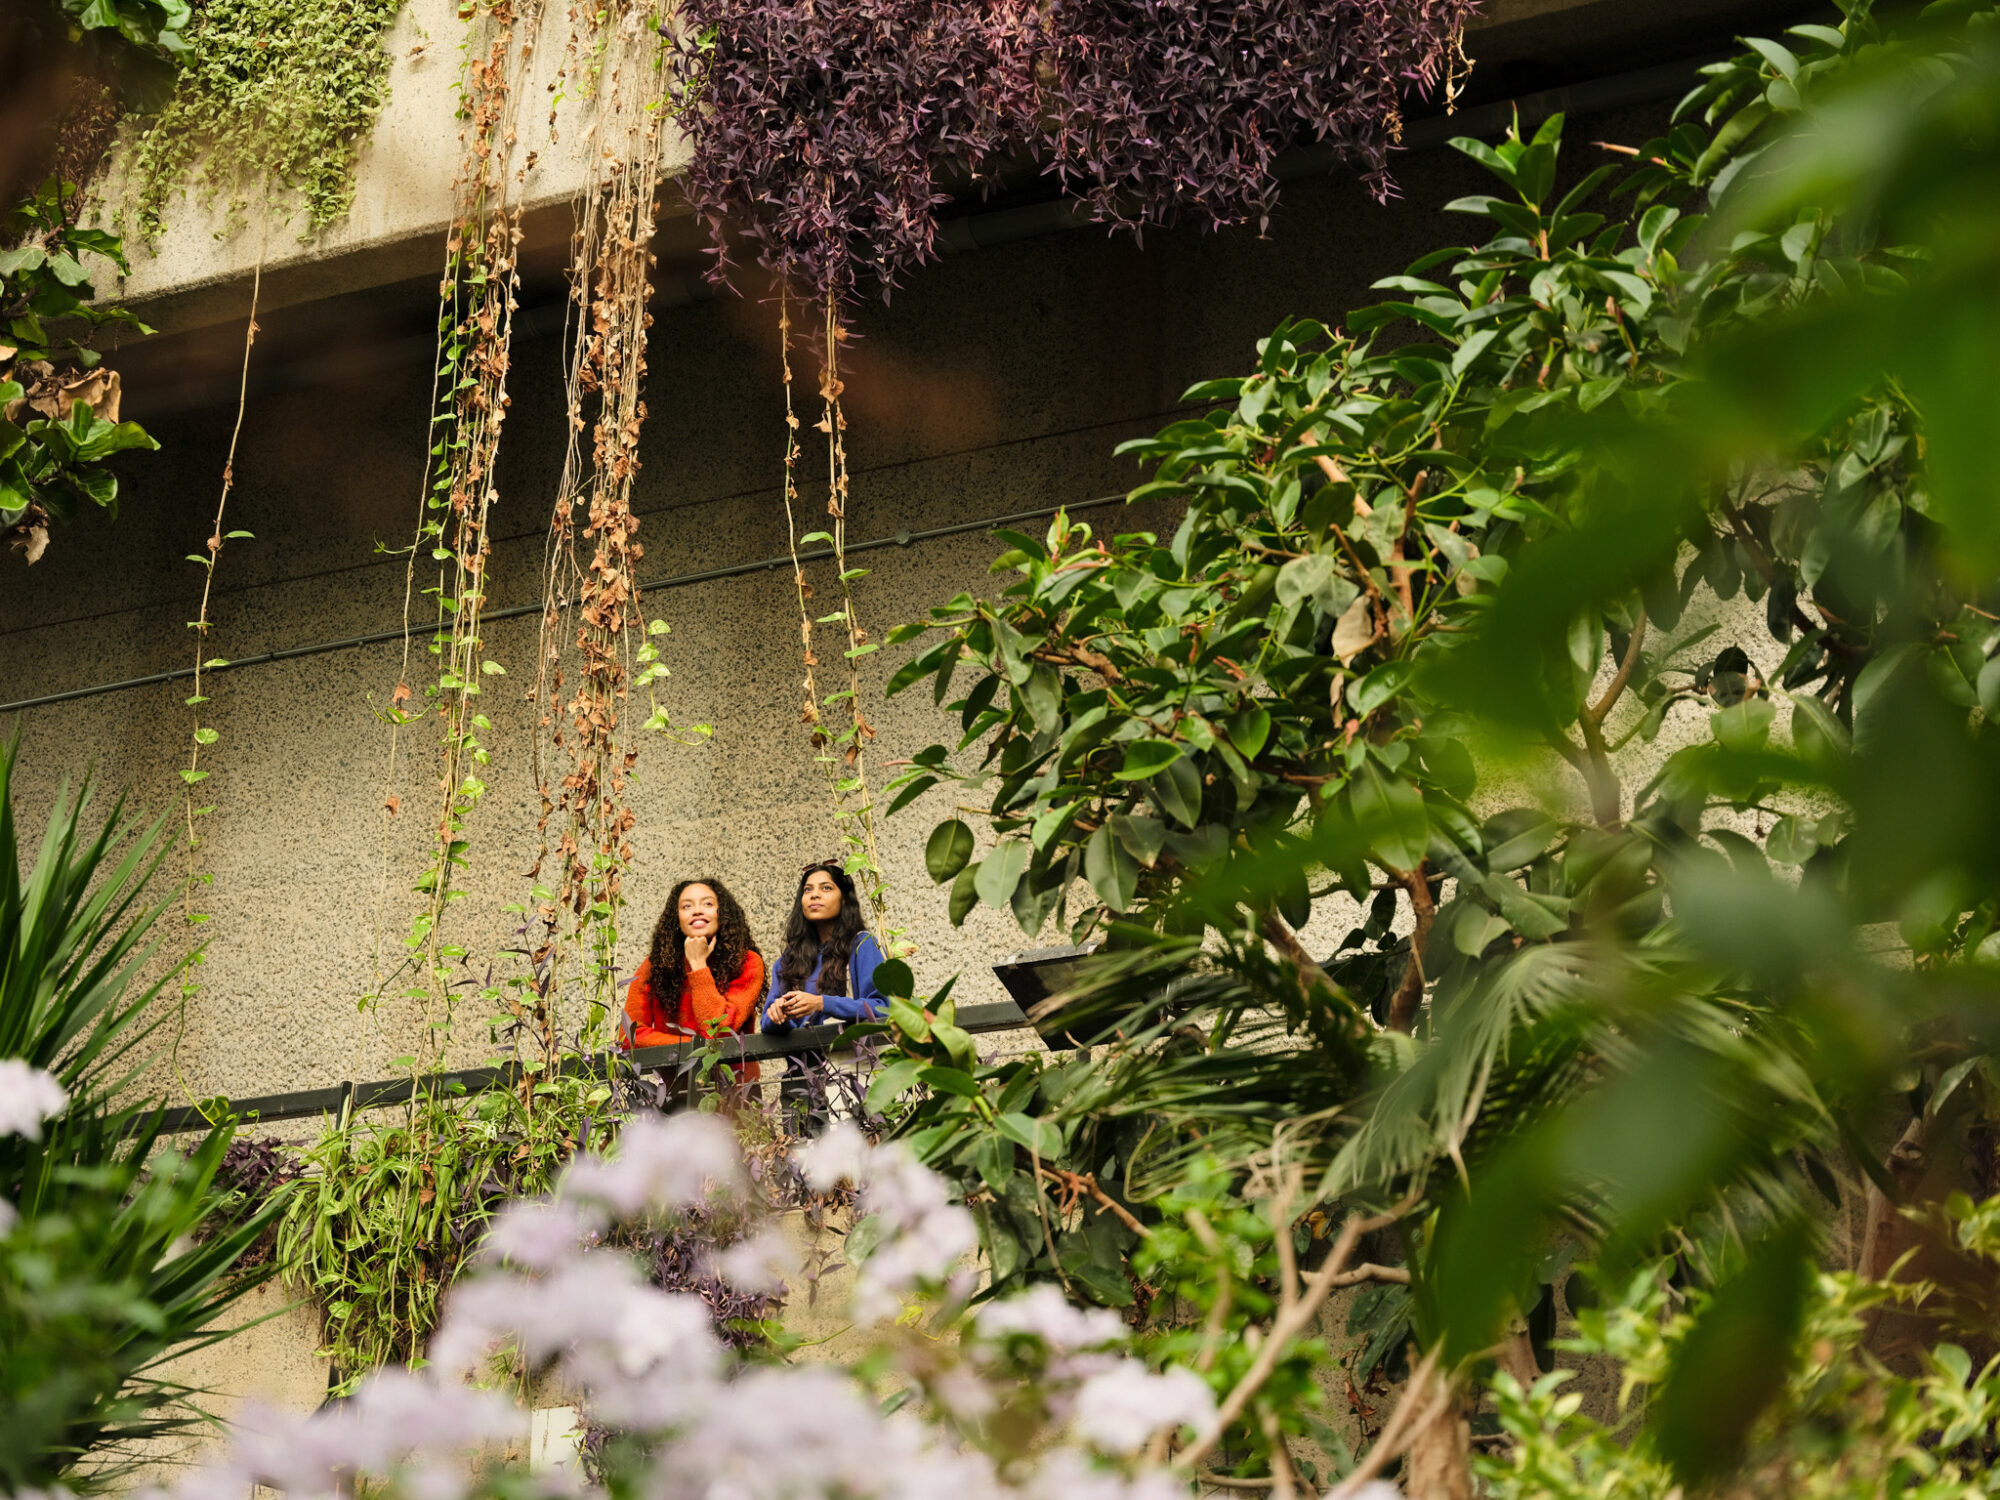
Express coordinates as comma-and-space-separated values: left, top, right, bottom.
623, 879, 765, 1077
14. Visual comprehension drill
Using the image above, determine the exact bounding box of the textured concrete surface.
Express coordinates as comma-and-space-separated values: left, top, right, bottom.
88, 0, 683, 336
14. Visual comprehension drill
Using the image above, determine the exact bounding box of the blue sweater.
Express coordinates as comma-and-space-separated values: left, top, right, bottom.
762, 932, 887, 1031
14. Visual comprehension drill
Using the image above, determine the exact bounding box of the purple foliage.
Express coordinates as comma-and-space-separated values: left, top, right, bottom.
665, 0, 1042, 304
203, 1133, 304, 1270
611, 1204, 783, 1352
1046, 0, 1478, 232
665, 0, 1478, 306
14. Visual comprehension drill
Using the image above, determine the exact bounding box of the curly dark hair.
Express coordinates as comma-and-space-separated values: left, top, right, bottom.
775, 861, 868, 997
646, 878, 761, 1021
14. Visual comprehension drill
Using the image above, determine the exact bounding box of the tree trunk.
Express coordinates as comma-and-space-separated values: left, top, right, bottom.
1491, 1317, 1542, 1394
1401, 1358, 1473, 1500
1385, 864, 1437, 1034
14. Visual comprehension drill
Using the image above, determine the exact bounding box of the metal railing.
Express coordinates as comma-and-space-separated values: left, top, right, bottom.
157, 999, 1035, 1135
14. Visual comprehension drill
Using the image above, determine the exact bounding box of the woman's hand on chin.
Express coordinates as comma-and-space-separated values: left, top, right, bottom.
684, 931, 715, 970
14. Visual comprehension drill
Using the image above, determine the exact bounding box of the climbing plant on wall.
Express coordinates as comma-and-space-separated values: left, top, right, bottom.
124, 0, 403, 241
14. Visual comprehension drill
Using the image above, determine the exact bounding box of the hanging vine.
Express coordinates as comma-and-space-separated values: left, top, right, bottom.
372, 0, 545, 1070
172, 252, 261, 1107
776, 293, 839, 811
772, 294, 889, 929
527, 0, 688, 1064
811, 301, 891, 926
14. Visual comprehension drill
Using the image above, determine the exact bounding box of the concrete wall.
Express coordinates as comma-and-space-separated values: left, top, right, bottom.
89, 0, 678, 336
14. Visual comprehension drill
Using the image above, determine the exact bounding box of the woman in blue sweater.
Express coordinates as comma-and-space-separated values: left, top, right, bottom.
763, 861, 886, 1030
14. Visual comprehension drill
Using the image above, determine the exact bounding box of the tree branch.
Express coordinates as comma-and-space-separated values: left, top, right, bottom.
1384, 863, 1436, 1034
1326, 1261, 1412, 1288
1035, 1164, 1150, 1239
1585, 607, 1647, 727
1259, 908, 1337, 1002
1030, 644, 1125, 684
1176, 1189, 1424, 1472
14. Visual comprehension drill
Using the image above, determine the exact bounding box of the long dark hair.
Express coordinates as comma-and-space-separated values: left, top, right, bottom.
646, 878, 760, 1015
775, 862, 868, 995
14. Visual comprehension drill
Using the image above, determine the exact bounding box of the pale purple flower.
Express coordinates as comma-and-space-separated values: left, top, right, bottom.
1072, 1362, 1215, 1455
168, 1379, 520, 1500
849, 1145, 979, 1322
0, 1059, 67, 1140
796, 1119, 869, 1189
484, 1198, 599, 1269
434, 1254, 722, 1386
709, 1226, 798, 1293
561, 1112, 744, 1217
928, 1362, 999, 1422
1025, 1451, 1195, 1500
641, 1366, 1010, 1500
425, 1273, 523, 1379
976, 1284, 1127, 1353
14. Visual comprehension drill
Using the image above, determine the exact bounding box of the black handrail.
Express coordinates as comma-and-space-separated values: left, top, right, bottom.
157, 1000, 1032, 1136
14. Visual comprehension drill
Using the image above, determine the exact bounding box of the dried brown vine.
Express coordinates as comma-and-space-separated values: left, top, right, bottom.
529, 0, 683, 1055
373, 0, 545, 1067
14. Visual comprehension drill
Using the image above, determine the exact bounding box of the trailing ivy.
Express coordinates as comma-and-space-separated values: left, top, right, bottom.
124, 0, 402, 241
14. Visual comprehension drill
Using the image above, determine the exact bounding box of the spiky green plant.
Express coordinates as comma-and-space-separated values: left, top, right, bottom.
0, 738, 283, 1489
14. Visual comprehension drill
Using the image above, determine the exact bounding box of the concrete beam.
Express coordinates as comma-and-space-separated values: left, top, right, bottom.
89, 0, 1796, 338
89, 0, 689, 336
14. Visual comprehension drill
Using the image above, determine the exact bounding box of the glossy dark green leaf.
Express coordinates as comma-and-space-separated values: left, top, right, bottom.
925, 819, 975, 884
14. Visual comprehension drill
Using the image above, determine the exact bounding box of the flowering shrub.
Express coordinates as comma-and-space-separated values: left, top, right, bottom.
149, 1114, 1239, 1500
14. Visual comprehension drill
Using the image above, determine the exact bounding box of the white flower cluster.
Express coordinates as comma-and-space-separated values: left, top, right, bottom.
145, 1113, 1228, 1500
0, 1059, 69, 1235
0, 1058, 68, 1141
802, 1122, 979, 1322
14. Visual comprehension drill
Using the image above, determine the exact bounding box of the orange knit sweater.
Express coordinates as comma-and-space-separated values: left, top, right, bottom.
623, 952, 766, 1077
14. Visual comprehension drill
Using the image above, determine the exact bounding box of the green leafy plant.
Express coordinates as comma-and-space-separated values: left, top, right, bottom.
1, 178, 157, 562
1481, 1194, 2000, 1500
277, 1072, 614, 1387
32, 0, 192, 110
0, 739, 280, 1487
876, 3, 2000, 1491
124, 0, 401, 241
